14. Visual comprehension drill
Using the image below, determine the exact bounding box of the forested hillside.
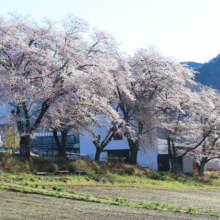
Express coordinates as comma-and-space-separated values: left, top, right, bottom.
193, 54, 220, 90
181, 62, 203, 68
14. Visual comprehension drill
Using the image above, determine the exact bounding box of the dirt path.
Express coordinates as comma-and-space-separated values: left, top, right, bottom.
0, 189, 218, 220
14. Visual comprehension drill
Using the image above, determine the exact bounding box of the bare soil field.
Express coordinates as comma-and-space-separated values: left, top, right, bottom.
66, 186, 220, 212
0, 189, 218, 220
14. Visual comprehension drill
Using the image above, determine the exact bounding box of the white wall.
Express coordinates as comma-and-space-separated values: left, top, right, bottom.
80, 133, 158, 170
205, 160, 219, 171
182, 156, 194, 173
137, 144, 158, 170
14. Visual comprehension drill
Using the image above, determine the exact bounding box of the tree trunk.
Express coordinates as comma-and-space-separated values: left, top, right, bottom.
130, 146, 138, 165
167, 137, 178, 173
20, 135, 31, 157
95, 147, 102, 161
92, 124, 122, 162
52, 130, 68, 158
127, 137, 138, 164
196, 158, 206, 176
53, 130, 62, 156
60, 130, 67, 158
171, 157, 178, 173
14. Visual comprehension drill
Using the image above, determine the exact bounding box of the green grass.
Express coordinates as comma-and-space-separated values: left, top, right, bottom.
0, 170, 219, 190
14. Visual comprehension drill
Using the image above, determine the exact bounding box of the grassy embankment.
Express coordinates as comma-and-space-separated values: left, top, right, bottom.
0, 154, 219, 189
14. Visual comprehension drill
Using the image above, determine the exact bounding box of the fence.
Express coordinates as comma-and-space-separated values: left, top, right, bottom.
0, 148, 19, 155
31, 150, 93, 161
67, 153, 93, 161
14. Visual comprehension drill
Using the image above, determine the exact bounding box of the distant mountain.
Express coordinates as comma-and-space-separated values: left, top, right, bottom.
193, 54, 220, 90
181, 62, 203, 68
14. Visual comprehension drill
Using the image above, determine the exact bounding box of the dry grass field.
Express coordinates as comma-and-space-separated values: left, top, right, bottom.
66, 186, 220, 212
0, 189, 219, 220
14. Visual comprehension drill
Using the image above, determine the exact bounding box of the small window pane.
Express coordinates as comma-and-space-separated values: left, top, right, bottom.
113, 133, 122, 140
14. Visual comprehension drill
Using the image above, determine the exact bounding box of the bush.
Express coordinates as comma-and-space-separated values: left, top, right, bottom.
161, 175, 174, 181
69, 162, 77, 173
136, 171, 143, 176
60, 164, 68, 170
124, 167, 137, 175
210, 174, 218, 179
177, 177, 186, 182
48, 163, 58, 173
89, 161, 100, 171
149, 170, 161, 179
99, 163, 109, 174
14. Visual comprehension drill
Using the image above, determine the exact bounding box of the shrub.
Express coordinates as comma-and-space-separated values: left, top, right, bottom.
117, 169, 125, 176
48, 163, 58, 173
136, 171, 143, 176
161, 175, 174, 181
177, 177, 186, 182
60, 164, 68, 170
149, 170, 161, 179
210, 174, 218, 179
98, 163, 109, 174
69, 162, 77, 173
124, 167, 137, 175
90, 161, 100, 171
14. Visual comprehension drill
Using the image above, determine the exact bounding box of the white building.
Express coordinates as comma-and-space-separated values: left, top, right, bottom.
157, 139, 219, 173
80, 132, 158, 170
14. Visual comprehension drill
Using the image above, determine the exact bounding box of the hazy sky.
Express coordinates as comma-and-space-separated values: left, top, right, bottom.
1, 0, 220, 63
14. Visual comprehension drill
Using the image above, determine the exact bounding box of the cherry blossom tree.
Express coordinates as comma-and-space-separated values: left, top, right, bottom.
0, 13, 120, 157
37, 18, 126, 158
192, 134, 220, 175
178, 88, 220, 175
158, 85, 220, 174
79, 58, 134, 161
117, 47, 197, 164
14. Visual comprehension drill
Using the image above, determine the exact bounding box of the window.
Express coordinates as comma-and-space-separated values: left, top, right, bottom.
113, 133, 123, 140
